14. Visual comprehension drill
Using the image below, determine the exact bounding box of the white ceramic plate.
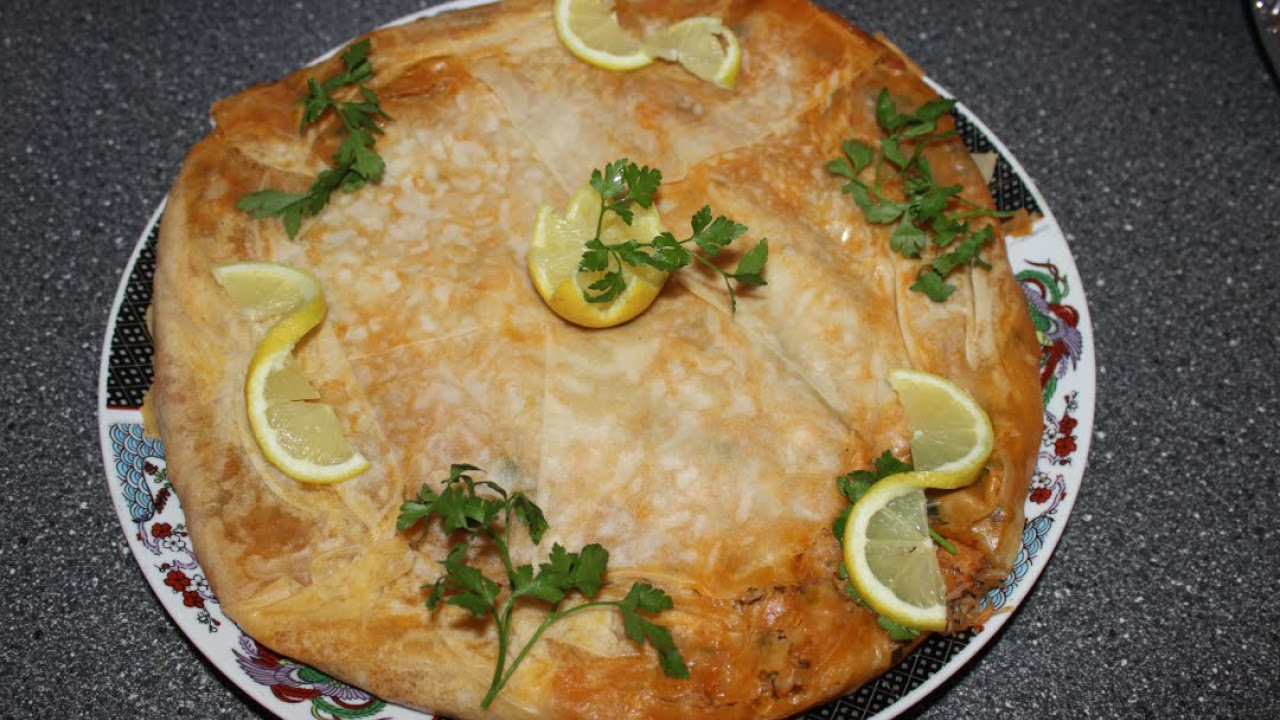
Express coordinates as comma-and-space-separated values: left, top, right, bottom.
97, 3, 1095, 718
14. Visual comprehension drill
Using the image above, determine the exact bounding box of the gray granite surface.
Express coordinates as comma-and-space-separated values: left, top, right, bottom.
2, 0, 1278, 717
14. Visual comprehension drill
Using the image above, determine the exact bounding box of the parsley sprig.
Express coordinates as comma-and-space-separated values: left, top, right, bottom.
578, 158, 769, 312
236, 39, 391, 239
397, 464, 689, 709
827, 89, 1011, 301
831, 451, 957, 641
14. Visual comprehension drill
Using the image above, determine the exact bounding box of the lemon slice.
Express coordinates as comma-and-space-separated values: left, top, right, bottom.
887, 368, 994, 489
213, 262, 370, 484
553, 0, 654, 72
842, 472, 947, 632
644, 17, 742, 90
527, 185, 668, 328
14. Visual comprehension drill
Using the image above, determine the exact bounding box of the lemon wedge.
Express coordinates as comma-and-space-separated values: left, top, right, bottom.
527, 185, 668, 328
553, 0, 654, 72
842, 472, 948, 632
887, 368, 994, 489
213, 261, 370, 484
644, 17, 742, 90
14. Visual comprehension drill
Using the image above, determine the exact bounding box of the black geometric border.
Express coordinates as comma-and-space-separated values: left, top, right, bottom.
953, 109, 1043, 217
105, 220, 159, 409
796, 630, 976, 719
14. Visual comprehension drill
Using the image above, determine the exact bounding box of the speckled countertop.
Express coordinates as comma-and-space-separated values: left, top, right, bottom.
2, 0, 1278, 718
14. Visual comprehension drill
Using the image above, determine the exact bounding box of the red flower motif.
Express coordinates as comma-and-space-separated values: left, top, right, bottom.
143, 461, 158, 476
1054, 435, 1077, 457
164, 570, 191, 593
273, 685, 324, 703
182, 590, 205, 609
1029, 487, 1052, 504
1059, 416, 1078, 435
150, 522, 173, 539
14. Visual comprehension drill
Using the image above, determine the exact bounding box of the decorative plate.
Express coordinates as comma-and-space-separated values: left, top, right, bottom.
96, 4, 1095, 718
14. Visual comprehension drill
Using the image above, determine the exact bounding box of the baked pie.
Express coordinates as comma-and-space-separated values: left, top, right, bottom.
150, 0, 1043, 717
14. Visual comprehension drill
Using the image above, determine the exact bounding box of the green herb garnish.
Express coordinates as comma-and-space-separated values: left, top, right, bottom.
831, 450, 958, 641
578, 158, 769, 311
827, 88, 1010, 301
397, 464, 689, 709
236, 39, 391, 239
831, 450, 913, 542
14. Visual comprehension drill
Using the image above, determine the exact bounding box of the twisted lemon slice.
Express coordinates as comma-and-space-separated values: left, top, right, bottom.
213, 262, 370, 484
843, 370, 993, 631
554, 0, 742, 89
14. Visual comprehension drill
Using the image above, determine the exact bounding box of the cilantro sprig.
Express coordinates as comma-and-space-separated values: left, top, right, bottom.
831, 451, 957, 641
578, 158, 769, 312
397, 464, 689, 709
236, 39, 391, 239
828, 89, 1011, 301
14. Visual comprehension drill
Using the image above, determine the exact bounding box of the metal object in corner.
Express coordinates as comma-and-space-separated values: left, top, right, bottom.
1252, 0, 1280, 81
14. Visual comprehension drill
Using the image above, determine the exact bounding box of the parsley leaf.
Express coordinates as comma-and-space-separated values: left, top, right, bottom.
730, 238, 770, 287
873, 451, 914, 478
571, 543, 610, 597
620, 162, 662, 209
838, 578, 920, 641
829, 139, 875, 176
508, 492, 549, 544
830, 87, 1011, 301
890, 209, 928, 257
442, 546, 501, 617
575, 159, 769, 312
398, 464, 688, 709
237, 38, 391, 239
831, 450, 912, 540
590, 158, 660, 226
878, 615, 922, 642
618, 583, 690, 678
910, 268, 954, 302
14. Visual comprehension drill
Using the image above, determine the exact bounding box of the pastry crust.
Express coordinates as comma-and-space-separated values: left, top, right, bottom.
150, 0, 1043, 717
